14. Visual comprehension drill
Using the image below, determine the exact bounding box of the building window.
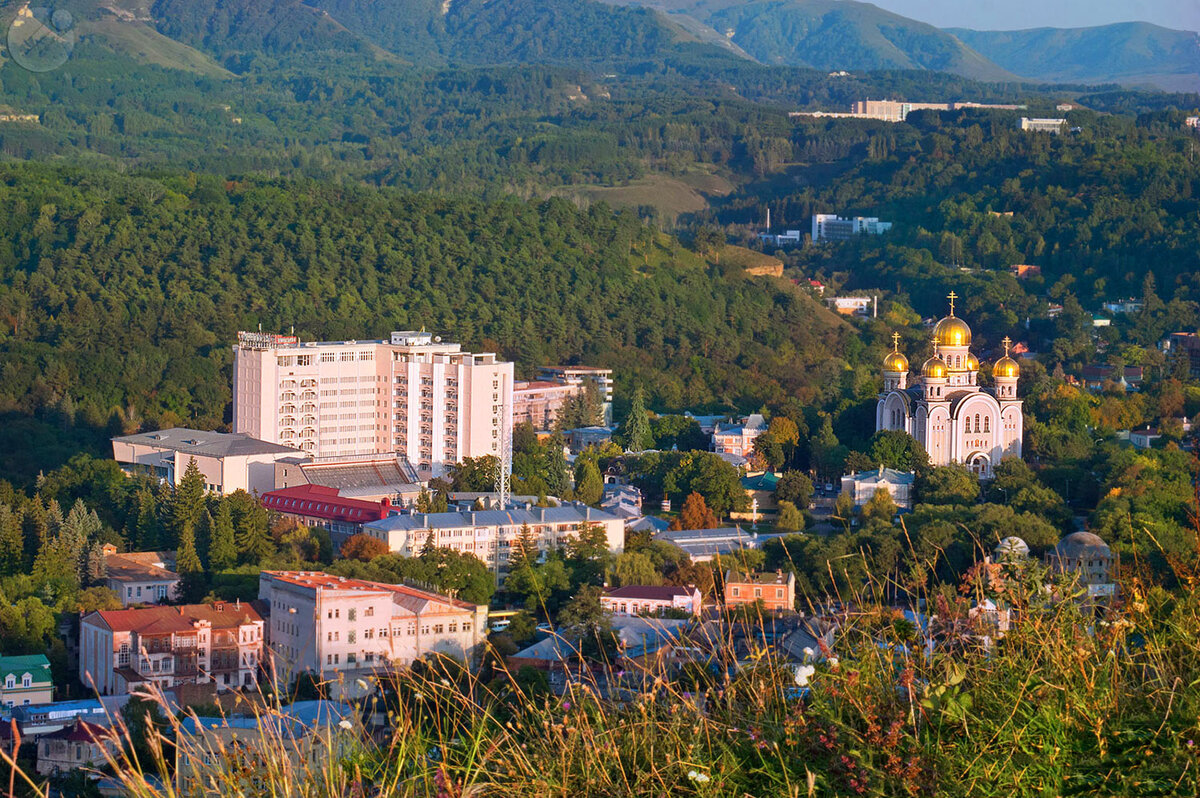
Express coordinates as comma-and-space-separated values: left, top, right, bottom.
348, 609, 356, 622
348, 631, 356, 644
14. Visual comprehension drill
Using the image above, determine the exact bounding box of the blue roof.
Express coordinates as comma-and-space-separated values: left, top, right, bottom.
845, 468, 914, 485
182, 701, 356, 737
12, 699, 105, 721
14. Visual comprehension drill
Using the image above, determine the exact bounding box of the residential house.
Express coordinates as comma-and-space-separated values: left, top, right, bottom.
1045, 532, 1117, 599
259, 485, 397, 552
102, 545, 180, 606
11, 699, 108, 736
80, 602, 264, 696
0, 655, 53, 707
723, 571, 796, 612
827, 296, 876, 317
1129, 427, 1161, 449
1162, 332, 1200, 379
1010, 264, 1041, 279
840, 468, 915, 509
258, 571, 488, 681
712, 414, 766, 458
35, 719, 120, 776
565, 426, 614, 452
1102, 299, 1143, 315
601, 585, 703, 617
112, 428, 301, 495
1080, 365, 1143, 392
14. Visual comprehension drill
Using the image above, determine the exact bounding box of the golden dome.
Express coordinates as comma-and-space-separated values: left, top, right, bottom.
883, 351, 909, 372
922, 355, 948, 379
934, 315, 972, 347
994, 356, 1020, 379
966, 353, 979, 371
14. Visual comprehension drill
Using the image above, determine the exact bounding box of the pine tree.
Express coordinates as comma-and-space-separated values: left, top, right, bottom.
45, 498, 64, 538
85, 541, 108, 585
623, 386, 653, 452
22, 498, 48, 568
134, 488, 159, 551
508, 523, 539, 573
0, 505, 23, 576
173, 458, 207, 534
208, 501, 237, 571
154, 480, 175, 549
175, 522, 206, 603
234, 509, 273, 566
196, 510, 214, 569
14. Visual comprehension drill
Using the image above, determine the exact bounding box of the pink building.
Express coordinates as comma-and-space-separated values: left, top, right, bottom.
601, 585, 703, 617
537, 365, 614, 425
258, 571, 488, 681
711, 414, 766, 457
512, 380, 582, 431
111, 428, 301, 496
79, 603, 264, 696
232, 331, 514, 478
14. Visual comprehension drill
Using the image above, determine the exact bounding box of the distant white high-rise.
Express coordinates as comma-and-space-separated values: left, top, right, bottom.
232, 331, 513, 478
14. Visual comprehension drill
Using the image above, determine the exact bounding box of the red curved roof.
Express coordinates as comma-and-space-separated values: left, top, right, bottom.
261, 485, 392, 524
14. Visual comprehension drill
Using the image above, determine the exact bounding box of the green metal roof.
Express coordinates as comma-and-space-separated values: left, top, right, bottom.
0, 654, 52, 685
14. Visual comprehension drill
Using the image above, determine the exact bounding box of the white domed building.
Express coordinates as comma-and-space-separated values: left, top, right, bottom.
876, 293, 1023, 478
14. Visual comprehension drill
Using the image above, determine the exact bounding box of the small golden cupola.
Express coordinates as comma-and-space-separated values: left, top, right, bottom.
922, 344, 948, 379
994, 336, 1021, 379
933, 291, 972, 347
883, 332, 909, 372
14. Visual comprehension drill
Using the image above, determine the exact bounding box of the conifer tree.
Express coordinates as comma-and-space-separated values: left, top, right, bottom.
0, 505, 23, 576
233, 503, 273, 565
22, 498, 48, 568
623, 386, 653, 452
574, 457, 604, 506
85, 540, 108, 585
134, 488, 159, 551
175, 522, 205, 602
173, 459, 207, 534
154, 480, 175, 548
208, 501, 237, 571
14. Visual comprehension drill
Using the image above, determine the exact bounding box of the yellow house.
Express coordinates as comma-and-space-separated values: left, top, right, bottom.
0, 655, 53, 708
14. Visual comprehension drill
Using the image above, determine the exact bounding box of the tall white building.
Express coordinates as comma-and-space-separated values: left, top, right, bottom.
232, 331, 514, 478
811, 214, 893, 242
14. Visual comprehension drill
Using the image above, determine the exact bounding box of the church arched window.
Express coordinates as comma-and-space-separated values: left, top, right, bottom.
984, 416, 990, 433
974, 414, 981, 433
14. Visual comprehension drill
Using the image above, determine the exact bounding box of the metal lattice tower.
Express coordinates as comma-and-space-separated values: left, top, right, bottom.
495, 392, 512, 510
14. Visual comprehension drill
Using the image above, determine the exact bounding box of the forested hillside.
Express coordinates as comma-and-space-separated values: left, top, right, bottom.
0, 166, 848, 482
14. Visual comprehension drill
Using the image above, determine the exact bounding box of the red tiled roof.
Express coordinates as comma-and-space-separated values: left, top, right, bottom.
86, 603, 262, 633
261, 485, 391, 525
603, 585, 695, 602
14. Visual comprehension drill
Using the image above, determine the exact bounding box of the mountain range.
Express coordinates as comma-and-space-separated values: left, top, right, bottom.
27, 0, 1200, 91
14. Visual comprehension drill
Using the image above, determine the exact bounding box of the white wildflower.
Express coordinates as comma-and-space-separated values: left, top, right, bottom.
686, 770, 711, 784
440, 678, 451, 686
828, 656, 839, 668
355, 678, 369, 690
338, 719, 353, 730
803, 647, 814, 659
795, 664, 816, 687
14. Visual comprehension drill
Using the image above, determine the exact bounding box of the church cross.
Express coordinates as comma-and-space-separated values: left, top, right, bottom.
892, 331, 901, 352
947, 291, 958, 316
1002, 336, 1012, 356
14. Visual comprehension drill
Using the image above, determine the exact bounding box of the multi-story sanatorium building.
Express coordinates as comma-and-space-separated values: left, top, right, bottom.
232, 331, 514, 478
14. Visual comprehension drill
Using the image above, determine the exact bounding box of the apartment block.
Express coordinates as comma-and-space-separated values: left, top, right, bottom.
232, 331, 514, 478
363, 503, 625, 580
258, 571, 488, 680
723, 570, 797, 612
1019, 117, 1067, 134
79, 602, 264, 696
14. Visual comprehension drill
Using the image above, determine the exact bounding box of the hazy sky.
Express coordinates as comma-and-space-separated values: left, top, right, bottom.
868, 0, 1200, 32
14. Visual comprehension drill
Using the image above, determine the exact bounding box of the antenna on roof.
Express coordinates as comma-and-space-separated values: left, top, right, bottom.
494, 380, 512, 515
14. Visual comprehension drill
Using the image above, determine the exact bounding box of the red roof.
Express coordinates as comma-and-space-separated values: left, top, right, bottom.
261, 484, 392, 525
41, 719, 116, 744
86, 603, 262, 633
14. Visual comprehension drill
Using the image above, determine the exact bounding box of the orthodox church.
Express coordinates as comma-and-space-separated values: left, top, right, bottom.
876, 293, 1022, 478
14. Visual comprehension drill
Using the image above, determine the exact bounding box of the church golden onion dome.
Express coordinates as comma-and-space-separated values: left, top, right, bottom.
994, 335, 1020, 378
965, 352, 979, 371
933, 290, 972, 347
934, 315, 972, 347
922, 355, 948, 379
994, 356, 1020, 378
883, 332, 908, 372
883, 351, 909, 372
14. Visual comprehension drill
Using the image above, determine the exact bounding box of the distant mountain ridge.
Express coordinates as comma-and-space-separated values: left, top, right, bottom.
949, 23, 1200, 92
